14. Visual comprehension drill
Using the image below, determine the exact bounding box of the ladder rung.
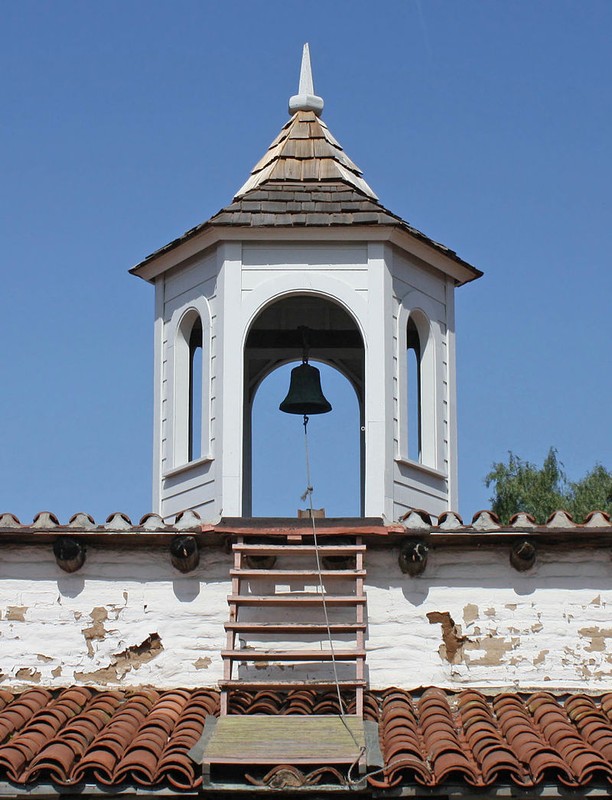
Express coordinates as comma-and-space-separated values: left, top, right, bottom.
228, 594, 366, 606
233, 544, 365, 556
220, 679, 367, 690
222, 649, 365, 661
225, 622, 366, 634
231, 568, 366, 578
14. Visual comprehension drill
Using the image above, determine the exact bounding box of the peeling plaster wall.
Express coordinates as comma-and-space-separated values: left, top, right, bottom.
0, 544, 611, 691
0, 546, 229, 689
366, 547, 612, 690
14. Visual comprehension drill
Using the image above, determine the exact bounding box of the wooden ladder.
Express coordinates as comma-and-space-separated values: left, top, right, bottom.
220, 537, 367, 716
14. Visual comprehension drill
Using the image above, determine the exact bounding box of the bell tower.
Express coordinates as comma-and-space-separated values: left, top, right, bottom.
131, 45, 481, 522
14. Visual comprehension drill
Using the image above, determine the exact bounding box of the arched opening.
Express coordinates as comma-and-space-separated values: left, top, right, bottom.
188, 317, 203, 461
407, 317, 421, 462
251, 362, 361, 517
243, 295, 365, 517
174, 310, 204, 466
405, 310, 436, 468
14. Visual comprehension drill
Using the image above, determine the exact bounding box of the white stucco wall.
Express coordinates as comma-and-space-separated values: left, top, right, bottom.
1, 543, 609, 692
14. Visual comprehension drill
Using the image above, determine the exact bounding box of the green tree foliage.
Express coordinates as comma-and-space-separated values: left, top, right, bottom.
485, 448, 612, 524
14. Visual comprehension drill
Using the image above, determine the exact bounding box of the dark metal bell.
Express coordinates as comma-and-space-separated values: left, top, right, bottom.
279, 363, 332, 415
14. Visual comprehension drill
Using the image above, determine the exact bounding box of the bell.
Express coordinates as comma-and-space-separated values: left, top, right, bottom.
279, 363, 332, 415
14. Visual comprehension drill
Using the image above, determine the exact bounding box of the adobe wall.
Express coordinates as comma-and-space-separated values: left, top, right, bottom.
0, 541, 610, 692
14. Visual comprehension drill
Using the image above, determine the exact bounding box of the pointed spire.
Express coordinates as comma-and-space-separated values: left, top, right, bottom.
288, 43, 324, 117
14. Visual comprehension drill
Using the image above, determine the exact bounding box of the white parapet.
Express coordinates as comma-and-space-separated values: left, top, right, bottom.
0, 541, 610, 692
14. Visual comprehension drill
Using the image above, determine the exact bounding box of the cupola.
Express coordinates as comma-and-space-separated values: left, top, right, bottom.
131, 45, 481, 522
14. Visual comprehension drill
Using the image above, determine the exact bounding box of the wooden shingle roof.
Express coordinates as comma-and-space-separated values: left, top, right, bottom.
131, 53, 482, 283
234, 110, 377, 199
210, 182, 397, 228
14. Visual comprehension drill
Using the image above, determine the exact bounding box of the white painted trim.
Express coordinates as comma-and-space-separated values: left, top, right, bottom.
240, 269, 369, 517
240, 271, 369, 349
132, 226, 479, 287
241, 266, 369, 507
394, 456, 447, 479
162, 454, 214, 479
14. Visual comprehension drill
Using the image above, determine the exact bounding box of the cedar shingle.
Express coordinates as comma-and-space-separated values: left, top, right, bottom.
246, 113, 352, 190
280, 159, 302, 180
315, 202, 341, 212
260, 201, 288, 213
247, 189, 271, 200
330, 213, 350, 225
270, 191, 296, 201
305, 213, 332, 225
233, 213, 252, 225
273, 214, 294, 226
301, 159, 319, 180
312, 139, 333, 158
352, 212, 385, 224
252, 213, 278, 225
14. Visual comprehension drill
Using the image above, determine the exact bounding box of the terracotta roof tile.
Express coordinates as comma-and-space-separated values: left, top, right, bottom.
2, 509, 611, 544
2, 687, 612, 790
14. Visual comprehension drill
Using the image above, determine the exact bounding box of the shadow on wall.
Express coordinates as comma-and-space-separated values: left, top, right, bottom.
366, 546, 612, 605
172, 578, 201, 603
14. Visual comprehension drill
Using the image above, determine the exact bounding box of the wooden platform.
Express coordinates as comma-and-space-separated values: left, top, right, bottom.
198, 715, 366, 766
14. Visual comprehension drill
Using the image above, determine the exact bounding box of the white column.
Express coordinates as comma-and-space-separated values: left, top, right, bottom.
446, 278, 459, 511
152, 277, 165, 514
364, 243, 394, 519
217, 242, 244, 516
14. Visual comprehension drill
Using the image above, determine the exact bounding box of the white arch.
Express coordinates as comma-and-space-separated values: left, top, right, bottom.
167, 297, 212, 470
240, 271, 369, 353
397, 290, 445, 471
241, 281, 367, 517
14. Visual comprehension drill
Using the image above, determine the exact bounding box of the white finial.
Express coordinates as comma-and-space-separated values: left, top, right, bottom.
288, 43, 324, 117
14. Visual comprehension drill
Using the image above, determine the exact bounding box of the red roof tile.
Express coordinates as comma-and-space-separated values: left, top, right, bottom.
1, 511, 611, 556
1, 687, 612, 791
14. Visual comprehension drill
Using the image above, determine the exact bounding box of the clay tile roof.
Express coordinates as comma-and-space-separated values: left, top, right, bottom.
1, 509, 611, 541
0, 688, 218, 789
2, 687, 612, 791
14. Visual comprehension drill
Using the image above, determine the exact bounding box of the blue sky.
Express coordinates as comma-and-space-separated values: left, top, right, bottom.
1, 1, 610, 522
